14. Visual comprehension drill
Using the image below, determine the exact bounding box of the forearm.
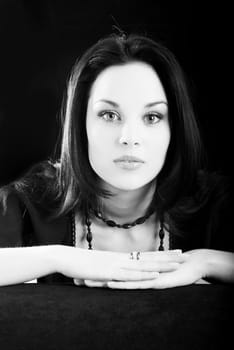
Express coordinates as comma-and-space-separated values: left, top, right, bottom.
0, 245, 59, 286
203, 249, 234, 283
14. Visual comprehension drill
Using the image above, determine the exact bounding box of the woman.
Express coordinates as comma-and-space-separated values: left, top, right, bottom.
0, 32, 233, 288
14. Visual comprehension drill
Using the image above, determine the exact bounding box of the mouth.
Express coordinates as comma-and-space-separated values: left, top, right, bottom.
113, 155, 145, 163
113, 156, 145, 170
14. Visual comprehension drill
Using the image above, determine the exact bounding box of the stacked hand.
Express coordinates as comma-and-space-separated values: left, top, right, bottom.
107, 250, 210, 289
55, 246, 210, 289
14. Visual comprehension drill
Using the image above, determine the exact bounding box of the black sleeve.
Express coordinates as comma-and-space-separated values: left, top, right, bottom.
208, 177, 234, 252
0, 188, 25, 247
173, 172, 234, 252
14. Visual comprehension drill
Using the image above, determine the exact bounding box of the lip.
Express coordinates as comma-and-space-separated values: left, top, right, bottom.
113, 155, 145, 163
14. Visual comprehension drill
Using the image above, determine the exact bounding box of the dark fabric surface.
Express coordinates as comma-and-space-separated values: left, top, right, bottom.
0, 284, 233, 350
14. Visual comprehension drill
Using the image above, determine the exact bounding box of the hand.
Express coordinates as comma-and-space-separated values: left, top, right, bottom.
106, 249, 209, 289
64, 249, 188, 288
55, 246, 157, 283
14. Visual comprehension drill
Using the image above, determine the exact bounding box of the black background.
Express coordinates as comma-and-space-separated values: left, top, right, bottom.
0, 0, 232, 186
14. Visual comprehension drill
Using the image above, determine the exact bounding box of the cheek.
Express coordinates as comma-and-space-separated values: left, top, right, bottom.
87, 125, 114, 172
149, 127, 171, 156
162, 128, 171, 153
87, 126, 98, 149
87, 119, 100, 148
87, 125, 110, 152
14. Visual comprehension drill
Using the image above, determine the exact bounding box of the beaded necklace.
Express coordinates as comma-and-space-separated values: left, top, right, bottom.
71, 209, 166, 251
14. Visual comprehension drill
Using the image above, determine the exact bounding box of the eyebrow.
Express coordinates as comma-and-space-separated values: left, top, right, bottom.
95, 99, 168, 108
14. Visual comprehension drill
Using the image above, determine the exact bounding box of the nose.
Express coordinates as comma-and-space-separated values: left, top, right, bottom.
118, 122, 141, 147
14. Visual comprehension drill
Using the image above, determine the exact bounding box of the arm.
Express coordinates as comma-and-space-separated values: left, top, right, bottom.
192, 249, 234, 283
0, 245, 186, 287
0, 245, 58, 286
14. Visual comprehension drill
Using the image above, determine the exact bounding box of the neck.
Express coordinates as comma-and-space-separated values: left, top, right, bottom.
99, 181, 156, 224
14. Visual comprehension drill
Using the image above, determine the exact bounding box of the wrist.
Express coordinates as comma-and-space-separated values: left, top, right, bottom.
187, 249, 222, 279
198, 249, 234, 282
200, 249, 218, 279
49, 244, 68, 274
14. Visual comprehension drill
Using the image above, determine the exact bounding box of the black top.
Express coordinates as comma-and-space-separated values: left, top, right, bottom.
0, 163, 233, 285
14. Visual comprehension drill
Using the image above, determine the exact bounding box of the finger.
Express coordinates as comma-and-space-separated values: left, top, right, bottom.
139, 252, 189, 263
121, 261, 182, 273
74, 278, 85, 286
140, 250, 182, 258
107, 280, 157, 289
150, 269, 196, 289
195, 278, 211, 284
114, 270, 159, 281
84, 280, 108, 288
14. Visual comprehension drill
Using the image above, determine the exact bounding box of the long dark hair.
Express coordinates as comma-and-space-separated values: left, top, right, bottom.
11, 32, 207, 226
54, 32, 205, 219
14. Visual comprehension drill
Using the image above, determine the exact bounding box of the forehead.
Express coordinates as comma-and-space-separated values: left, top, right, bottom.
88, 61, 167, 105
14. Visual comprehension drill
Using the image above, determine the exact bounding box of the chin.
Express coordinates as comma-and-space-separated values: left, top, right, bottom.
107, 179, 155, 192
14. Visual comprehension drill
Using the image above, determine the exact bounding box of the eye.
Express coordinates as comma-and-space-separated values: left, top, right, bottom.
98, 110, 120, 122
144, 113, 162, 125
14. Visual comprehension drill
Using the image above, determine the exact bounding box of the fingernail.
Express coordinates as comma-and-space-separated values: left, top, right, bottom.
171, 249, 182, 253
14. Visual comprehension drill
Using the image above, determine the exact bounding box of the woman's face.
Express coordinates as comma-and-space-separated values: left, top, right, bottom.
86, 61, 170, 192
